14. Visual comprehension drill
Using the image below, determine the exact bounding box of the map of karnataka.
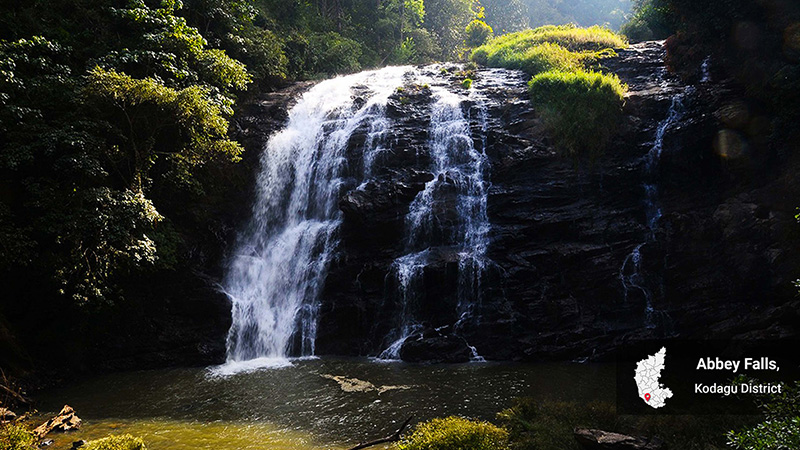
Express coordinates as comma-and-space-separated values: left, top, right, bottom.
634, 347, 674, 409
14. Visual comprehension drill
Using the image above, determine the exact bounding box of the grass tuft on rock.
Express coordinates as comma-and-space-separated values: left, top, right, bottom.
471, 24, 628, 160
528, 70, 626, 159
396, 416, 509, 450
471, 25, 627, 73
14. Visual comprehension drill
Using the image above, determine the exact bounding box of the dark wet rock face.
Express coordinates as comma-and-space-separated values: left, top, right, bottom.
399, 330, 473, 364
233, 42, 800, 363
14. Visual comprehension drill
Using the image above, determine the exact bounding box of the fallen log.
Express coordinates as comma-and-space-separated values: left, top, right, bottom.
346, 416, 413, 450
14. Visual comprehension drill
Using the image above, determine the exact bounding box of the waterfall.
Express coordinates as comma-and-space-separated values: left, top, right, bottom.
379, 71, 491, 360
620, 90, 690, 330
700, 57, 712, 83
219, 66, 409, 372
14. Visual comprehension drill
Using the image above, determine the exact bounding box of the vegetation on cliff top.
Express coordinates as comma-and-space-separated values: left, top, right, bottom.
471, 24, 628, 159
528, 70, 626, 159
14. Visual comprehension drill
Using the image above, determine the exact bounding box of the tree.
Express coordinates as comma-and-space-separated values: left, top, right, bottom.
481, 0, 529, 34
183, 0, 288, 86
620, 0, 675, 41
0, 0, 249, 305
466, 19, 494, 47
84, 68, 243, 193
424, 0, 474, 59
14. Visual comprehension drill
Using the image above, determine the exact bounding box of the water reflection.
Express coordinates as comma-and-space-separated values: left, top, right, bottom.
36, 359, 614, 449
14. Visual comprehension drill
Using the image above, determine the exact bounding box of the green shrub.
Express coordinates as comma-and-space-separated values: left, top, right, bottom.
472, 25, 627, 65
83, 434, 147, 450
528, 70, 627, 159
466, 20, 494, 47
727, 381, 800, 450
392, 37, 418, 64
461, 78, 473, 89
471, 25, 628, 161
487, 42, 583, 75
497, 399, 617, 450
396, 417, 509, 450
727, 418, 800, 449
620, 0, 677, 42
0, 423, 36, 450
471, 25, 626, 76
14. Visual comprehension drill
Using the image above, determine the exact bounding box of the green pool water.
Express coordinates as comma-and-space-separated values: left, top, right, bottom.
34, 358, 615, 449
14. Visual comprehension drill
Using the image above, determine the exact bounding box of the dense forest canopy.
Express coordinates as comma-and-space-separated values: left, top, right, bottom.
0, 0, 636, 310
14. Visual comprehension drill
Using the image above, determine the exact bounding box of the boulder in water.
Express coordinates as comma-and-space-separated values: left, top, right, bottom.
399, 331, 473, 363
33, 405, 82, 437
574, 428, 664, 450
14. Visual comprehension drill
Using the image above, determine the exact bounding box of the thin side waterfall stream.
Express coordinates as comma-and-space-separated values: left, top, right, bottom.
379, 76, 491, 360
620, 88, 691, 330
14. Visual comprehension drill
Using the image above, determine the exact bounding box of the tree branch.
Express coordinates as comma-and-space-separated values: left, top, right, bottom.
346, 416, 413, 450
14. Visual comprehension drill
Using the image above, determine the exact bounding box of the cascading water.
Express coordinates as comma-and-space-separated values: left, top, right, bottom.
379, 71, 491, 360
219, 66, 408, 373
620, 89, 690, 329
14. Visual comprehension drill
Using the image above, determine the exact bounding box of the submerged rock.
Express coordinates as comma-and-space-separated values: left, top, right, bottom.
321, 374, 412, 394
574, 428, 664, 450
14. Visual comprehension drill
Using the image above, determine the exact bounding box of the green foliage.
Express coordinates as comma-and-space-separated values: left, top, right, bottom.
476, 41, 584, 74
727, 418, 800, 450
392, 37, 419, 65
183, 0, 288, 85
0, 423, 36, 450
307, 32, 363, 75
471, 25, 627, 159
481, 0, 529, 34
100, 0, 250, 94
0, 0, 251, 305
424, 0, 474, 60
471, 25, 626, 76
396, 417, 509, 450
511, 0, 631, 31
83, 434, 147, 450
461, 78, 473, 89
497, 399, 616, 450
476, 25, 627, 56
727, 382, 800, 450
465, 20, 494, 47
84, 67, 243, 191
528, 69, 626, 159
620, 0, 677, 41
